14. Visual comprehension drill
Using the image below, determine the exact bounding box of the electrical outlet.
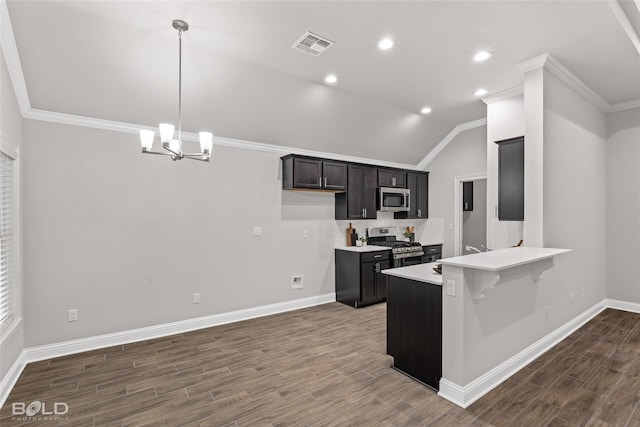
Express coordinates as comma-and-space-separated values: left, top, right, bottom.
253, 227, 262, 236
581, 288, 585, 298
291, 275, 303, 289
545, 305, 550, 319
446, 280, 456, 297
193, 293, 200, 304
303, 230, 309, 239
67, 309, 78, 322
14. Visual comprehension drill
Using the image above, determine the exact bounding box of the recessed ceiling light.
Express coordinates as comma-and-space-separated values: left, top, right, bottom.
378, 38, 395, 50
325, 74, 338, 84
420, 107, 432, 115
474, 88, 488, 97
474, 51, 492, 62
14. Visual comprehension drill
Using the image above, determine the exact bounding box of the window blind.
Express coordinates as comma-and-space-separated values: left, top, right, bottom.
0, 151, 14, 333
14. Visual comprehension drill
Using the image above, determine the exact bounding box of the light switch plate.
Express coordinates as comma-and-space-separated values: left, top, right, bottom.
446, 280, 456, 297
253, 227, 263, 236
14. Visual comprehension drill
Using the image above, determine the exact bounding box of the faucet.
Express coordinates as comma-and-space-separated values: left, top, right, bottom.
465, 245, 493, 253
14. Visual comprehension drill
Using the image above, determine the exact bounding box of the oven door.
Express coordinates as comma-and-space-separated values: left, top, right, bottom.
393, 252, 425, 268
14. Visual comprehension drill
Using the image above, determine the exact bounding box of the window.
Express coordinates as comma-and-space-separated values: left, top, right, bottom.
0, 150, 15, 334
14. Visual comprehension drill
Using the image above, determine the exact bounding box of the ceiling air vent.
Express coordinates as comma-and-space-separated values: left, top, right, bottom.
292, 31, 334, 56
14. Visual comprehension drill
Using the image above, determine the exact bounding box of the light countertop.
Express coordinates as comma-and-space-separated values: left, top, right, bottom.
381, 262, 443, 285
335, 245, 392, 253
438, 247, 571, 272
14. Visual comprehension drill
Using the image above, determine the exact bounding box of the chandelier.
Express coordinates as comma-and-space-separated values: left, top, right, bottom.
139, 19, 213, 162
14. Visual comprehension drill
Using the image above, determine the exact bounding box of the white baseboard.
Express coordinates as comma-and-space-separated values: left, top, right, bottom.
2, 295, 637, 410
24, 293, 335, 363
0, 350, 26, 408
438, 299, 608, 408
604, 298, 640, 314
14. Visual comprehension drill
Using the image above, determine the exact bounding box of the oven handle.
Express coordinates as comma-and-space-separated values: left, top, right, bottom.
393, 251, 424, 259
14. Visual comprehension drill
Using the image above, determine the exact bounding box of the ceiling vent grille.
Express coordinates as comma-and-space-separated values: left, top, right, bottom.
292, 31, 334, 56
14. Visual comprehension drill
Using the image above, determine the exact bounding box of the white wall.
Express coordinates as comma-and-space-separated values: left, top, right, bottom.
606, 107, 640, 303
426, 126, 487, 258
486, 95, 524, 250
0, 51, 24, 390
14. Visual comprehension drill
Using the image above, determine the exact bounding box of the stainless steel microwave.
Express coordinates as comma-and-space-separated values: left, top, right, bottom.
378, 187, 410, 212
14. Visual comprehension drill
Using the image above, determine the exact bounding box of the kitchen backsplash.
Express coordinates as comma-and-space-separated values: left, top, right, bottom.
335, 213, 444, 247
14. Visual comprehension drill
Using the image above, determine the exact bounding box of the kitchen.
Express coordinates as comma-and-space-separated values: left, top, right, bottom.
1, 0, 640, 424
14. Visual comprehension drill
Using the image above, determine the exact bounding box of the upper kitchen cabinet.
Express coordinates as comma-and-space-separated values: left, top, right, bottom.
335, 164, 377, 220
496, 137, 524, 221
281, 155, 347, 192
377, 168, 406, 188
395, 171, 429, 219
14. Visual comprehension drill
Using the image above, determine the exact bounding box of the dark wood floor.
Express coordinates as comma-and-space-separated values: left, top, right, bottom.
1, 303, 639, 426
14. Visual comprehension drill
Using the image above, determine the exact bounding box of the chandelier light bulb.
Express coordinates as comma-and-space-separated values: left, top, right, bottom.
169, 139, 181, 153
199, 132, 214, 154
139, 130, 155, 151
159, 123, 175, 144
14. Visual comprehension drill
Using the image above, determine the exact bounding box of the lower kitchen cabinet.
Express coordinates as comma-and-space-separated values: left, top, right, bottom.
387, 275, 442, 390
335, 249, 390, 308
422, 244, 442, 263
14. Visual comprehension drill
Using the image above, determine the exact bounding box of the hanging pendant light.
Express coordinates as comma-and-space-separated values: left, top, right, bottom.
139, 19, 213, 162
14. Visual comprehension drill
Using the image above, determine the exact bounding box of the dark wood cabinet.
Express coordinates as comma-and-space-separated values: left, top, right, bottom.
422, 244, 442, 263
387, 275, 442, 390
378, 168, 406, 188
463, 181, 474, 211
335, 164, 377, 220
335, 249, 390, 308
395, 171, 429, 219
496, 136, 524, 221
281, 155, 347, 191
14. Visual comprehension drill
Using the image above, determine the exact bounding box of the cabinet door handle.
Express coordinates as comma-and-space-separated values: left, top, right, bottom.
364, 208, 367, 217
418, 209, 421, 217
375, 262, 381, 273
318, 177, 322, 187
373, 254, 382, 258
324, 177, 327, 187
392, 177, 397, 186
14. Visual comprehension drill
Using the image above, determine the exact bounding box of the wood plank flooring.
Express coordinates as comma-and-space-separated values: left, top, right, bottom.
1, 303, 639, 426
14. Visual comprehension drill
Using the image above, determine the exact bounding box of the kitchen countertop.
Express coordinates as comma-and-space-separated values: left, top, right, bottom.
335, 245, 392, 253
382, 262, 443, 285
438, 246, 571, 272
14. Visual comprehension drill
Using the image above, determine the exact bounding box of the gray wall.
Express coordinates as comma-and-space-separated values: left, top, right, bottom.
0, 51, 24, 384
427, 126, 487, 258
22, 121, 343, 346
606, 107, 640, 303
442, 67, 608, 387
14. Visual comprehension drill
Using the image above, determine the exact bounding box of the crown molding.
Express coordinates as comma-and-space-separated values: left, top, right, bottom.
515, 53, 550, 73
608, 99, 640, 113
0, 0, 30, 114
607, 0, 640, 55
516, 53, 612, 112
23, 108, 419, 170
416, 118, 487, 170
481, 86, 524, 105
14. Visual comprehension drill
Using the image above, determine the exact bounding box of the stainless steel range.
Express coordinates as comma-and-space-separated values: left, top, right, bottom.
367, 227, 424, 267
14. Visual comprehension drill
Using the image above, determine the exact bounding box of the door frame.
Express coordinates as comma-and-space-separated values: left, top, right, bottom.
453, 174, 487, 256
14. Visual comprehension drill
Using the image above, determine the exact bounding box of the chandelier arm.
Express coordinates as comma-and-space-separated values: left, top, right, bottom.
141, 150, 173, 157
181, 155, 211, 162
162, 143, 181, 157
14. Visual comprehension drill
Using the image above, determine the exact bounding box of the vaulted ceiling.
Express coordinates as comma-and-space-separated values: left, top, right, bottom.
5, 1, 640, 164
